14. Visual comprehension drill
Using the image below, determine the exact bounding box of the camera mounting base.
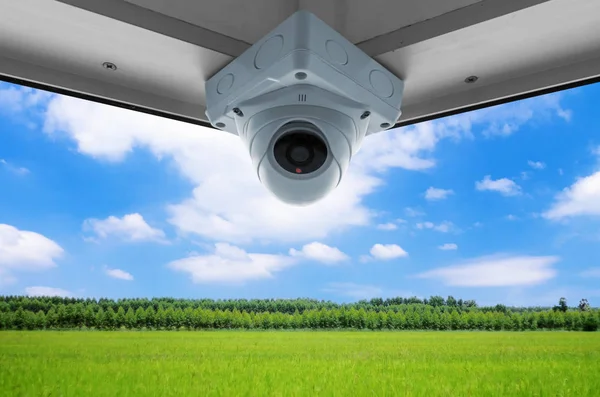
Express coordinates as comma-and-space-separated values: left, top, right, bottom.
205, 10, 405, 137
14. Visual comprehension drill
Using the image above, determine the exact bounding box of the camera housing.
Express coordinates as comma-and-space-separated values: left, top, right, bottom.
205, 10, 405, 205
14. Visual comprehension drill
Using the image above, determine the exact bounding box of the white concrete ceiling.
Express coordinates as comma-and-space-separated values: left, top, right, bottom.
1, 0, 599, 127
123, 0, 482, 44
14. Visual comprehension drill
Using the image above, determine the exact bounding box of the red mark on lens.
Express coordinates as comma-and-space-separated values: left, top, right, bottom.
295, 168, 302, 174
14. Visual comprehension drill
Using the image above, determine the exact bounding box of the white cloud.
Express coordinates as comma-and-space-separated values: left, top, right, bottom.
37, 89, 568, 244
0, 268, 17, 287
416, 221, 454, 233
377, 222, 398, 231
351, 121, 442, 172
322, 282, 384, 300
0, 159, 30, 176
505, 214, 519, 221
369, 244, 408, 260
475, 175, 522, 196
528, 160, 546, 170
288, 242, 349, 264
405, 207, 425, 217
474, 92, 571, 137
434, 222, 453, 233
0, 85, 52, 114
425, 187, 454, 201
104, 267, 134, 281
416, 222, 434, 229
543, 171, 600, 219
0, 224, 64, 284
415, 254, 559, 287
83, 213, 167, 243
25, 286, 72, 297
558, 168, 564, 176
45, 95, 451, 244
168, 243, 297, 284
0, 84, 53, 130
556, 108, 573, 122
438, 243, 458, 251
580, 268, 600, 278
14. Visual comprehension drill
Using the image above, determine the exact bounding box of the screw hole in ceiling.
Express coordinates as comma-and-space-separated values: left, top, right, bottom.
102, 62, 117, 71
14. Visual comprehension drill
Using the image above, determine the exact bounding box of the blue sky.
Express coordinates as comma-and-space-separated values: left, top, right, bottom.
1, 81, 600, 307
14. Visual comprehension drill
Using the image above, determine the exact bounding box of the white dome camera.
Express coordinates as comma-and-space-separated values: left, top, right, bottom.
205, 10, 404, 205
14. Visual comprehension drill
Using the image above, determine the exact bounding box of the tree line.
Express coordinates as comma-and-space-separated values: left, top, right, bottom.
1, 295, 589, 315
0, 296, 598, 331
0, 295, 480, 315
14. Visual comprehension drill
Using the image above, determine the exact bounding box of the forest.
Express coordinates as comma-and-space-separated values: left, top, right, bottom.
1, 295, 598, 331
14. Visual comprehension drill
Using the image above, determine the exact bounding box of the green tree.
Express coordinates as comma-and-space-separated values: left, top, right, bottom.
553, 297, 568, 313
582, 312, 599, 332
464, 300, 477, 308
494, 304, 508, 314
439, 311, 451, 330
429, 296, 445, 307
537, 311, 548, 329
366, 310, 379, 330
145, 306, 156, 329
13, 307, 26, 330
155, 306, 166, 329
172, 308, 185, 330
564, 311, 577, 331
412, 312, 423, 329
203, 310, 216, 329
552, 310, 566, 329
73, 303, 85, 328
46, 308, 58, 329
579, 299, 590, 312
23, 310, 36, 330
393, 311, 406, 330
134, 307, 146, 329
450, 309, 462, 330
404, 309, 415, 330
446, 296, 457, 307
84, 305, 96, 328
422, 308, 434, 330
241, 311, 253, 329
115, 306, 126, 329
34, 310, 46, 329
95, 307, 105, 329
0, 311, 10, 330
105, 307, 116, 330
56, 304, 67, 328
369, 298, 384, 306
125, 307, 136, 329
528, 312, 539, 330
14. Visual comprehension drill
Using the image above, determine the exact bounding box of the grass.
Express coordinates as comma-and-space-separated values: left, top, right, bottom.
1, 331, 599, 396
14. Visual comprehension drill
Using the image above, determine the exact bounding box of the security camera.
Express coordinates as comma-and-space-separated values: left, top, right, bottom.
205, 10, 404, 205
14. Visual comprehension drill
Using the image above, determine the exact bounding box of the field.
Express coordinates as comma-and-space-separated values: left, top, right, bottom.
1, 331, 600, 396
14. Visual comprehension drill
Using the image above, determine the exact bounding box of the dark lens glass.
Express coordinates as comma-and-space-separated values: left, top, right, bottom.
273, 128, 328, 174
289, 145, 311, 164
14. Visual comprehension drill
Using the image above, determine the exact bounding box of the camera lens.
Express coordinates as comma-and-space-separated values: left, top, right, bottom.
273, 123, 328, 174
289, 146, 311, 164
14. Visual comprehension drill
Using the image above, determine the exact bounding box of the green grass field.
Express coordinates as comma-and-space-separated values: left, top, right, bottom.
1, 331, 599, 396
